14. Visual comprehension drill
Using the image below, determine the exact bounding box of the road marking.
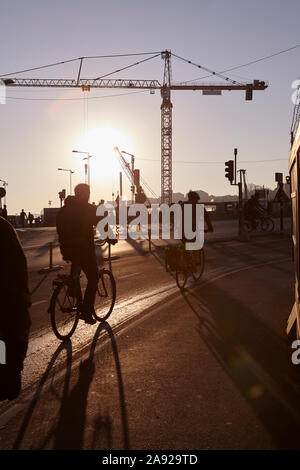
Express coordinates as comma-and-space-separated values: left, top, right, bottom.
31, 300, 47, 307
118, 272, 140, 280
196, 257, 291, 289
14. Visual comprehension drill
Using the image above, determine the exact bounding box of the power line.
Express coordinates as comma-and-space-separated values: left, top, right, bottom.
136, 157, 287, 164
0, 51, 161, 78
5, 90, 149, 101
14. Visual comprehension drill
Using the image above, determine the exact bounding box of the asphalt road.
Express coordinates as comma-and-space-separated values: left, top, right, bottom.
0, 221, 297, 449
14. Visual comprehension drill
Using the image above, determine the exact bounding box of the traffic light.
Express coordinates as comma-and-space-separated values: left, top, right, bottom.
286, 175, 291, 184
275, 172, 283, 183
225, 160, 234, 183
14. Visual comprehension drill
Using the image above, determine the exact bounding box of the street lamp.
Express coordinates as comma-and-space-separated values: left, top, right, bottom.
58, 168, 74, 195
72, 150, 93, 186
121, 150, 135, 203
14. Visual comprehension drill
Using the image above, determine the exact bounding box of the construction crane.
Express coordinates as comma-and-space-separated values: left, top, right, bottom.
114, 146, 150, 205
2, 50, 268, 204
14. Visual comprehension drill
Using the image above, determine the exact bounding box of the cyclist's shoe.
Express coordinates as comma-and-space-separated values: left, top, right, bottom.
80, 311, 96, 325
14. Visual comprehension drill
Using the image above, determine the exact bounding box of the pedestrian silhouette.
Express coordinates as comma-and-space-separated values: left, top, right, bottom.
28, 212, 34, 227
0, 216, 31, 401
20, 209, 26, 228
2, 204, 7, 220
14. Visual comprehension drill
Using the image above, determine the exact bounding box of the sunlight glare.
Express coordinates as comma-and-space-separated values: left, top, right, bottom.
74, 126, 132, 184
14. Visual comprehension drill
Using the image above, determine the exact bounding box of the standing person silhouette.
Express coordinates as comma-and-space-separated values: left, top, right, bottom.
19, 209, 26, 228
0, 216, 31, 401
2, 204, 7, 220
28, 212, 34, 227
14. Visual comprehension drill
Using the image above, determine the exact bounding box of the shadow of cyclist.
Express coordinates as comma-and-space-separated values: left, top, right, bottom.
53, 321, 130, 450
13, 340, 73, 450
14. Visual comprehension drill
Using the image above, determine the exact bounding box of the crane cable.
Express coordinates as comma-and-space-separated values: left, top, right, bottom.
94, 53, 161, 80
174, 43, 300, 85
0, 52, 161, 78
171, 52, 243, 85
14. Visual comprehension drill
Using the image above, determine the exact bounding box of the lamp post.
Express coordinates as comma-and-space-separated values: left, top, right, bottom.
58, 168, 74, 195
72, 150, 93, 186
122, 150, 135, 203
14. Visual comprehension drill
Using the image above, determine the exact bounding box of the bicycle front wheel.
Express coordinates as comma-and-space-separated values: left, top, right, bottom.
243, 220, 253, 233
93, 269, 116, 321
192, 249, 205, 281
50, 282, 80, 340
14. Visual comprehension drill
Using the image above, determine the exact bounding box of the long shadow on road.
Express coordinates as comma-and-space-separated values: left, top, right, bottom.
52, 322, 130, 450
13, 340, 73, 450
13, 322, 130, 450
181, 272, 300, 449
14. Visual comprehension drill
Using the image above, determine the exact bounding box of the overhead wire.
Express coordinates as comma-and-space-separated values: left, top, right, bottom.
5, 90, 149, 101
136, 157, 287, 164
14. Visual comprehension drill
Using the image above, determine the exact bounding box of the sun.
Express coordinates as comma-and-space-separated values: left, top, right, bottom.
74, 126, 132, 182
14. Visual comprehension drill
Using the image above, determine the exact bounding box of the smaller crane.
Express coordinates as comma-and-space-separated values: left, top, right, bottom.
114, 146, 150, 205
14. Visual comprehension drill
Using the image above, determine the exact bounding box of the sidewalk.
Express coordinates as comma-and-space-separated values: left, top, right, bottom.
0, 247, 299, 450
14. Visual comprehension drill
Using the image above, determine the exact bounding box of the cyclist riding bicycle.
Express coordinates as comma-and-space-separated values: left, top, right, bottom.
56, 183, 103, 324
181, 190, 213, 247
244, 193, 265, 230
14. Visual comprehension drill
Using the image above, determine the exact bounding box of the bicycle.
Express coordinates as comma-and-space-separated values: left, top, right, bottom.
165, 243, 205, 290
243, 214, 274, 233
48, 239, 117, 341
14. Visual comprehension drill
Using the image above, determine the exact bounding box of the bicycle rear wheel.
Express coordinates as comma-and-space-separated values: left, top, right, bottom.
261, 217, 274, 232
50, 282, 80, 340
192, 249, 205, 281
93, 269, 116, 321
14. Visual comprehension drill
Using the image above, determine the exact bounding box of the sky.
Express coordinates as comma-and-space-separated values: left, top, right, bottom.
1, 0, 300, 213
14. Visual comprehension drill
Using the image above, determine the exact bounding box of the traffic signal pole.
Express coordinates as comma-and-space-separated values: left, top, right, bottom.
225, 148, 247, 239
237, 170, 244, 238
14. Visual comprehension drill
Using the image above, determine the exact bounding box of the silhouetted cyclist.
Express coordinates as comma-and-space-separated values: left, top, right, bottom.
244, 193, 264, 229
182, 190, 213, 245
56, 184, 100, 325
0, 216, 31, 401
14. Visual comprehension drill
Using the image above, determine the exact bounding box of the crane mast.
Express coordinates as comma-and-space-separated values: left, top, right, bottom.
2, 50, 268, 204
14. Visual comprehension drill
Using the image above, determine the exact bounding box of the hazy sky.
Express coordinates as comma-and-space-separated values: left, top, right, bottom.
1, 0, 300, 213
